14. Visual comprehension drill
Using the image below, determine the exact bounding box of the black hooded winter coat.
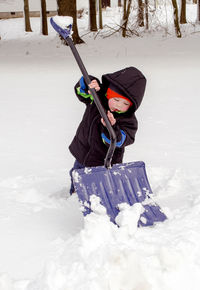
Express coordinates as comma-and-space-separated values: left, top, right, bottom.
69, 67, 146, 167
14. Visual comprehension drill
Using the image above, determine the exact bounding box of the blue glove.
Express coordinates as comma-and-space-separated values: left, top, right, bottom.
79, 76, 87, 93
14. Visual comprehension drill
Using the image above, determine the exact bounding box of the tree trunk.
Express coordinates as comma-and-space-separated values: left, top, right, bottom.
41, 0, 48, 35
197, 0, 200, 22
171, 0, 182, 37
180, 0, 187, 24
145, 0, 149, 29
102, 0, 110, 7
89, 0, 98, 31
57, 0, 83, 44
99, 0, 103, 29
122, 0, 127, 37
122, 0, 132, 37
24, 0, 32, 32
137, 0, 144, 27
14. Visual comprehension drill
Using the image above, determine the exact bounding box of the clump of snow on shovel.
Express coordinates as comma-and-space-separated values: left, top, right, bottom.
84, 194, 143, 237
89, 195, 107, 215
72, 170, 81, 183
115, 202, 143, 236
52, 16, 73, 29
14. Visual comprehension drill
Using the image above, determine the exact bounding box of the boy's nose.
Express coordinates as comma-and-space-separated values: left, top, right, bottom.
116, 104, 121, 110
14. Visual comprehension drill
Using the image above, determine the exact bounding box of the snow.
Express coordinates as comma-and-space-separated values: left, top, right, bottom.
52, 16, 73, 28
0, 6, 200, 290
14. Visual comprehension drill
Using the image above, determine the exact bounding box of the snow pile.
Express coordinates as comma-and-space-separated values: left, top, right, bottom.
24, 192, 200, 290
23, 197, 150, 290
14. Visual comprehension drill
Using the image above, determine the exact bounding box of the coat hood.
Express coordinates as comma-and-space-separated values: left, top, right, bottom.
102, 67, 146, 111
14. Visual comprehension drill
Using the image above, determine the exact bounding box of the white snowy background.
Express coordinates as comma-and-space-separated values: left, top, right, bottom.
0, 4, 200, 290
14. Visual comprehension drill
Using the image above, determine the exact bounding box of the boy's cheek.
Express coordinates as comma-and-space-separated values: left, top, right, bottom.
122, 104, 130, 112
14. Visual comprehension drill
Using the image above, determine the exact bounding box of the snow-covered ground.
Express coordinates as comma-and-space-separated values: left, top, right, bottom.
0, 7, 200, 290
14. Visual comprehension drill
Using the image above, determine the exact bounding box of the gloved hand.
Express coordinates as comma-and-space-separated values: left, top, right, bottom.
79, 76, 87, 93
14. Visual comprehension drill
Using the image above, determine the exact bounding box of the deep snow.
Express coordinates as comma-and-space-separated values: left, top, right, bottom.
0, 7, 200, 290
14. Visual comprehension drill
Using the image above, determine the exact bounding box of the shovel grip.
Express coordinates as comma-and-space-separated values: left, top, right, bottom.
66, 37, 116, 168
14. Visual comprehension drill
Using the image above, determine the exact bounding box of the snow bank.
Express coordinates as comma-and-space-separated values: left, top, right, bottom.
26, 187, 200, 290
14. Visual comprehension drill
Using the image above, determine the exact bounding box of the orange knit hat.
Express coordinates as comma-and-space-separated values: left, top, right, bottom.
106, 87, 133, 106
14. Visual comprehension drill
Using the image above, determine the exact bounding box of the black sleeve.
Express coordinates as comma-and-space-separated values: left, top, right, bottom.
74, 75, 102, 105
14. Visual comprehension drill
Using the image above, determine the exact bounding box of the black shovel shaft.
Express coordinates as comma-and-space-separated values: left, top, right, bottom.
66, 37, 116, 168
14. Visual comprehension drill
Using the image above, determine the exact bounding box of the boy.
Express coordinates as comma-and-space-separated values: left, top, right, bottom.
69, 67, 146, 194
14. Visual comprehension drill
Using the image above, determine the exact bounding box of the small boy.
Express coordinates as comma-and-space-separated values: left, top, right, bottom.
69, 67, 146, 194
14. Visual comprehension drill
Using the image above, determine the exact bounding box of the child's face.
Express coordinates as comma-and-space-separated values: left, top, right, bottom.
108, 97, 132, 113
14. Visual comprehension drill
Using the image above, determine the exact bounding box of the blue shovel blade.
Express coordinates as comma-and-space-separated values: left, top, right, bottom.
73, 161, 167, 227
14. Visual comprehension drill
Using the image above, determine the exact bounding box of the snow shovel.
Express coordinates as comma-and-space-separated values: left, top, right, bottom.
50, 16, 167, 227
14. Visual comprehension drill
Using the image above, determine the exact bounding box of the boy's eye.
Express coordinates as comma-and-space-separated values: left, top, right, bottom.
114, 98, 119, 102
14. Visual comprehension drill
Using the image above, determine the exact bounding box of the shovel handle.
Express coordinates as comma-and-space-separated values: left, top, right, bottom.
66, 37, 116, 168
50, 17, 116, 168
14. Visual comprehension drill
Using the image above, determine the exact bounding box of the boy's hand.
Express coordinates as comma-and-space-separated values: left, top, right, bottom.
88, 80, 100, 93
101, 111, 116, 127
